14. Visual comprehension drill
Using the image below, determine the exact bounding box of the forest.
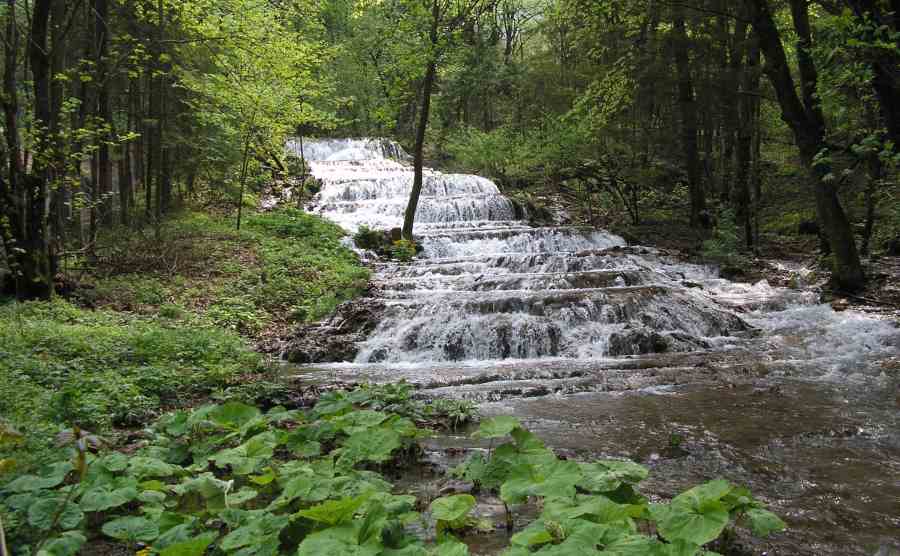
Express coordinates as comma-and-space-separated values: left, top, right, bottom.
0, 0, 898, 555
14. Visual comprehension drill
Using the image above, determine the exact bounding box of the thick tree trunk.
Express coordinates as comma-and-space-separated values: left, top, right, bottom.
746, 0, 864, 291
672, 5, 706, 227
24, 0, 55, 299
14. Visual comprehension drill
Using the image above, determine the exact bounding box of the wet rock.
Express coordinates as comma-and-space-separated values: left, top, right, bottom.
438, 480, 475, 496
389, 227, 403, 242
284, 298, 385, 364
607, 327, 672, 355
831, 298, 850, 312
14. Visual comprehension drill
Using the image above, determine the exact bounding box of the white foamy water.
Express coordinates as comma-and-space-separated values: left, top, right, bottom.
298, 137, 899, 376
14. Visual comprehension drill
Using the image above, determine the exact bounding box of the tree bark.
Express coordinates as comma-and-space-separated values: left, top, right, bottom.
402, 0, 441, 242
672, 4, 706, 228
745, 0, 864, 291
24, 0, 55, 298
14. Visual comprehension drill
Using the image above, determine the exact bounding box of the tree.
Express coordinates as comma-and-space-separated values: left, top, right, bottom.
401, 0, 489, 241
745, 0, 865, 291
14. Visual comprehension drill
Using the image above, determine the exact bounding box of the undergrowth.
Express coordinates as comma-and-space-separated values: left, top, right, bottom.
0, 299, 286, 471
0, 399, 785, 555
80, 208, 370, 337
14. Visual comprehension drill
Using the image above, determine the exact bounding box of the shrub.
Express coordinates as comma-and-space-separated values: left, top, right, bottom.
353, 225, 390, 252
390, 239, 417, 262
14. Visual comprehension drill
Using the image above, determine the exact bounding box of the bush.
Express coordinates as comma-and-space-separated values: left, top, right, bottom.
702, 209, 746, 265
353, 225, 390, 252
390, 239, 417, 262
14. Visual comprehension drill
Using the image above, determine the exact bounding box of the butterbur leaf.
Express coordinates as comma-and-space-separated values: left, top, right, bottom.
101, 516, 160, 542
80, 485, 139, 512
208, 402, 261, 430
159, 532, 218, 556
99, 452, 129, 472
28, 498, 84, 530
578, 459, 649, 493
297, 494, 370, 526
220, 514, 289, 551
472, 416, 520, 439
5, 462, 73, 492
745, 508, 786, 537
652, 480, 733, 546
339, 428, 402, 465
128, 456, 178, 479
430, 494, 476, 523
296, 525, 381, 556
36, 531, 87, 556
432, 537, 470, 556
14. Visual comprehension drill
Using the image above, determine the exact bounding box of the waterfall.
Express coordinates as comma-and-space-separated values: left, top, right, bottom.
301, 138, 750, 363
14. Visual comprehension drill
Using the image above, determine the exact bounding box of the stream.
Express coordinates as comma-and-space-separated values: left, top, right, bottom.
288, 138, 900, 555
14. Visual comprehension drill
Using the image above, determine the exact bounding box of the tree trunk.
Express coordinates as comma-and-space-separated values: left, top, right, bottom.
402, 0, 441, 242
746, 0, 864, 291
672, 5, 706, 227
24, 0, 55, 299
96, 0, 114, 227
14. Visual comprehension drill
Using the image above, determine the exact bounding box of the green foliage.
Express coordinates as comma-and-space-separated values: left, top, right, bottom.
1, 394, 783, 555
354, 225, 391, 252
701, 210, 745, 266
390, 240, 418, 262
1, 399, 428, 555
89, 209, 370, 334
453, 421, 784, 556
0, 298, 276, 468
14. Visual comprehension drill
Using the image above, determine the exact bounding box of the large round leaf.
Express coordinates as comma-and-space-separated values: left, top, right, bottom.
430, 494, 476, 523
80, 485, 138, 512
28, 498, 84, 531
472, 416, 521, 439
101, 516, 160, 542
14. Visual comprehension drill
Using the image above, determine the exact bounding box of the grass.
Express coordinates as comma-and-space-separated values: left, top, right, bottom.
0, 207, 371, 472
78, 208, 370, 338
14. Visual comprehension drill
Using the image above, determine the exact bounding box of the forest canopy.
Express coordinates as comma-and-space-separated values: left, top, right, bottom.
1, 0, 898, 297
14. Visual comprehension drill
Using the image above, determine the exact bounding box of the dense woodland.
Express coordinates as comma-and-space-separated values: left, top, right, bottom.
0, 1, 898, 554
0, 0, 898, 298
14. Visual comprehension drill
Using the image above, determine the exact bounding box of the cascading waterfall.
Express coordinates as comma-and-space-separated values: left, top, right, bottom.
299, 138, 751, 364
291, 138, 900, 555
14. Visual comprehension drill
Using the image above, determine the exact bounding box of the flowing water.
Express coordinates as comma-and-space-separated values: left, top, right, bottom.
288, 138, 900, 555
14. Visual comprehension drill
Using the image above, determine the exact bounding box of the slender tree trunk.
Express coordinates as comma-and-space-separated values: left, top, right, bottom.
0, 0, 23, 295
746, 0, 864, 291
96, 0, 114, 227
402, 0, 441, 242
672, 5, 706, 227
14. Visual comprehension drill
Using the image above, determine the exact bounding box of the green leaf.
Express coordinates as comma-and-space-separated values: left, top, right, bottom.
36, 531, 87, 556
745, 508, 786, 537
101, 516, 160, 542
99, 452, 129, 472
339, 428, 402, 465
80, 485, 139, 512
208, 401, 262, 429
500, 459, 582, 504
128, 456, 178, 479
296, 494, 370, 526
432, 537, 470, 556
5, 462, 73, 492
430, 494, 476, 522
472, 416, 521, 439
28, 498, 84, 530
296, 525, 381, 556
220, 514, 290, 551
158, 533, 218, 556
652, 480, 733, 546
578, 459, 649, 493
